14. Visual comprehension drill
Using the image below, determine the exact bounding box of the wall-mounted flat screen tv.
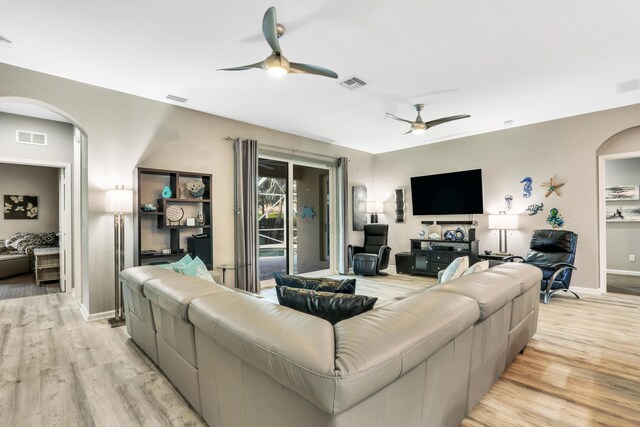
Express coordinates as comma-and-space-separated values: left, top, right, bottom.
410, 169, 484, 215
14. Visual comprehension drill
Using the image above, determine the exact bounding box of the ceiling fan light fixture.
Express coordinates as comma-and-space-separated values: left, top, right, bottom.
411, 128, 426, 135
264, 52, 289, 77
266, 65, 288, 77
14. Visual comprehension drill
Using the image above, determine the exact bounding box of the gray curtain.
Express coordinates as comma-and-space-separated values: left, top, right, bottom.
234, 139, 260, 293
337, 157, 349, 274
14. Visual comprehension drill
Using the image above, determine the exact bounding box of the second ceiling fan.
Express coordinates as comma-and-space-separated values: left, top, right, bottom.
218, 7, 338, 79
387, 104, 470, 135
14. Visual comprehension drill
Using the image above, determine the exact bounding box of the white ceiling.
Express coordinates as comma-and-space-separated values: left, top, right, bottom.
1, 0, 640, 154
0, 103, 71, 123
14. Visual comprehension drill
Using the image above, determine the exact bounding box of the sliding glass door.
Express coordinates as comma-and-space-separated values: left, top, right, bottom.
258, 157, 333, 284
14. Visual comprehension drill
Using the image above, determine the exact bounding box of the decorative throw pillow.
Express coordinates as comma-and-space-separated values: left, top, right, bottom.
170, 254, 193, 271
462, 260, 490, 276
177, 256, 214, 282
440, 256, 469, 283
276, 286, 377, 324
273, 272, 356, 294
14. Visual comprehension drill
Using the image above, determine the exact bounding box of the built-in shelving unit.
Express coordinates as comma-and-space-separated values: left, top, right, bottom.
136, 167, 213, 268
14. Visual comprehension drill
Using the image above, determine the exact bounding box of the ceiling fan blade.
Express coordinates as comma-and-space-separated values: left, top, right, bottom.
386, 113, 415, 125
403, 129, 413, 135
218, 61, 266, 72
262, 7, 281, 54
424, 115, 470, 129
289, 62, 338, 79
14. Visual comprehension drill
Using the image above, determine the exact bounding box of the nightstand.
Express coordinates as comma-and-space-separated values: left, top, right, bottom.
33, 247, 60, 285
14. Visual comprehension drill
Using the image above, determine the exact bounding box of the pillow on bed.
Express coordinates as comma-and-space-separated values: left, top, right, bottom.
6, 232, 59, 254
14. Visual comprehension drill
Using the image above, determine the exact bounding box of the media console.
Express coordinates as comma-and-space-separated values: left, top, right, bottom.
410, 239, 479, 277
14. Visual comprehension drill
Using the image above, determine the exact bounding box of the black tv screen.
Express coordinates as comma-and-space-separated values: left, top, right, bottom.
410, 169, 484, 215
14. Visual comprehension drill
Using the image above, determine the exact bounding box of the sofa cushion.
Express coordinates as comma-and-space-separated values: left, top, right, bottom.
485, 263, 543, 294
273, 272, 356, 294
440, 256, 469, 283
144, 275, 227, 321
120, 265, 181, 295
437, 271, 520, 320
276, 286, 377, 324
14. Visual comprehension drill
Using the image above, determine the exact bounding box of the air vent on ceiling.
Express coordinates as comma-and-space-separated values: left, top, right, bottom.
16, 130, 47, 146
617, 79, 640, 93
166, 94, 188, 103
339, 76, 368, 90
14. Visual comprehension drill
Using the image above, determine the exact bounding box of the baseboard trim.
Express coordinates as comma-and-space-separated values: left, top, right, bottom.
571, 286, 602, 295
80, 304, 115, 322
606, 269, 640, 277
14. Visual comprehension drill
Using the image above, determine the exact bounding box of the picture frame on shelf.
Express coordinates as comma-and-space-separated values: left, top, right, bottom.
605, 185, 639, 201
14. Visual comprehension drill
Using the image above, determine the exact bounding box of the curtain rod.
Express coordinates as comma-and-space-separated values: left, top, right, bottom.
224, 137, 340, 162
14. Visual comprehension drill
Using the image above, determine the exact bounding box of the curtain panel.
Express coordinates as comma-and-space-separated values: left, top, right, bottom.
234, 139, 260, 293
337, 157, 349, 274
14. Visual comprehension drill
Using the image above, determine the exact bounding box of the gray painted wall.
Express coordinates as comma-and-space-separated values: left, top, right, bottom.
0, 63, 375, 315
605, 157, 640, 272
0, 112, 73, 163
374, 107, 640, 290
0, 163, 59, 238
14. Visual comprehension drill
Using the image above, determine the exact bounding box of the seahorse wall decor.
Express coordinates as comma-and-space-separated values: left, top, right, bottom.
521, 177, 533, 198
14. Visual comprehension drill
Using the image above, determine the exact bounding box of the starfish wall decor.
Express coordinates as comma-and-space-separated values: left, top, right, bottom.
541, 177, 565, 197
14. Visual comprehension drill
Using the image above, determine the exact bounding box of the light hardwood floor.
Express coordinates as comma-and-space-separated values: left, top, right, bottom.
0, 273, 61, 301
1, 277, 639, 426
606, 273, 640, 296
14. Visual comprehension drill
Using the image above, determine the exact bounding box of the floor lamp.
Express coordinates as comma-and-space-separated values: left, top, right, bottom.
106, 185, 133, 328
488, 212, 519, 255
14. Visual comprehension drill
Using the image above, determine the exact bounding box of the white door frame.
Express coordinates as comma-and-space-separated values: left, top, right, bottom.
597, 150, 640, 294
258, 153, 337, 276
0, 156, 73, 294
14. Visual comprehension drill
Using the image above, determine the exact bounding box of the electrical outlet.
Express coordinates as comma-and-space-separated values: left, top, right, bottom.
630, 254, 636, 262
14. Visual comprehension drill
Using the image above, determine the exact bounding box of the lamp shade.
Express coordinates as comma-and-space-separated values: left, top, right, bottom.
106, 186, 133, 213
366, 201, 383, 213
488, 214, 518, 230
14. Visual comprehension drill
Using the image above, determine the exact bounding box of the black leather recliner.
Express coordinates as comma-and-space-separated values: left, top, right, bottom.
348, 224, 391, 276
506, 229, 579, 304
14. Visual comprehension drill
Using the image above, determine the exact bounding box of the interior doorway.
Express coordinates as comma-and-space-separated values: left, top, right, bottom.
0, 161, 71, 300
258, 156, 334, 286
599, 152, 640, 296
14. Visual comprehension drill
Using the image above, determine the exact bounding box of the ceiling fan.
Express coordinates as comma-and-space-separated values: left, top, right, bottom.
386, 104, 470, 135
218, 7, 338, 79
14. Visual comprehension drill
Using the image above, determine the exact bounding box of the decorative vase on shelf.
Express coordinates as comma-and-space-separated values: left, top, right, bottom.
162, 185, 172, 199
196, 212, 205, 226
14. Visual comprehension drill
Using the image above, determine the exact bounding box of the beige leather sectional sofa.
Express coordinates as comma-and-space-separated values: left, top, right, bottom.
120, 262, 541, 427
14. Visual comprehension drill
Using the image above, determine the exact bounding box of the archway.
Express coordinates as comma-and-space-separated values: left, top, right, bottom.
0, 96, 88, 306
597, 126, 640, 295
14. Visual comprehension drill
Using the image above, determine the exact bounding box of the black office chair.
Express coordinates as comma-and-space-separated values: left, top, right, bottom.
506, 229, 579, 304
348, 224, 391, 276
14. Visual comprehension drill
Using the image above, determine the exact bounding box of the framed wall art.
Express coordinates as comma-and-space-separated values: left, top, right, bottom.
606, 205, 640, 222
605, 185, 639, 201
3, 195, 38, 219
352, 185, 367, 231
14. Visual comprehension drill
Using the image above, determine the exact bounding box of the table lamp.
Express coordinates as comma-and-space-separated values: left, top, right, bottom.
488, 212, 518, 254
366, 201, 383, 224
